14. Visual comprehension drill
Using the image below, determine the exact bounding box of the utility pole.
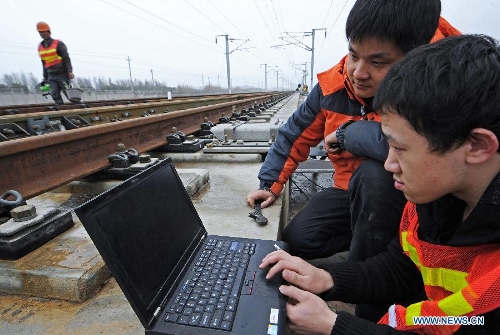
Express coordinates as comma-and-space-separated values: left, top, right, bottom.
275, 70, 279, 91
216, 35, 231, 94
216, 35, 249, 94
260, 64, 268, 91
126, 56, 133, 93
303, 62, 308, 86
277, 28, 326, 89
224, 36, 230, 93
150, 69, 154, 86
310, 28, 326, 90
261, 64, 277, 92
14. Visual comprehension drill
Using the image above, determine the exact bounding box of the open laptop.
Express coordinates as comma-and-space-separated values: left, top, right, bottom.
74, 157, 288, 335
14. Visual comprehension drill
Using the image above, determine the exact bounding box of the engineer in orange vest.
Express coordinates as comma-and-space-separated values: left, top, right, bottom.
261, 34, 500, 334
36, 21, 74, 105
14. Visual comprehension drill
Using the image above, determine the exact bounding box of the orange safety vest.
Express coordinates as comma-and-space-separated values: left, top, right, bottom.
377, 202, 500, 334
38, 39, 62, 68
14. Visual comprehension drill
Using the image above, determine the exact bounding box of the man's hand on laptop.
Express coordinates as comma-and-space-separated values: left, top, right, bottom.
259, 250, 334, 294
279, 285, 337, 335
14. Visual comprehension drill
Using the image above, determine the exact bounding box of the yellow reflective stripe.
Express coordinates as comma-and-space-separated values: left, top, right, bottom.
404, 293, 473, 325
438, 290, 474, 315
404, 232, 422, 267
39, 49, 62, 65
39, 48, 57, 55
403, 229, 469, 292
420, 266, 469, 292
401, 231, 410, 252
45, 55, 62, 62
405, 302, 423, 325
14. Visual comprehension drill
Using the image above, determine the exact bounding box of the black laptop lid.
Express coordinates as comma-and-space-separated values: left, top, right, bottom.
74, 158, 207, 328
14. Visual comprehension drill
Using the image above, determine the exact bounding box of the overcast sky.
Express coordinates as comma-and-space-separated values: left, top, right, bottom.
1, 0, 499, 90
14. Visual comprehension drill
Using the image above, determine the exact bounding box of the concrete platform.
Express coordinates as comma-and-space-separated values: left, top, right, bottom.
0, 93, 301, 334
0, 168, 209, 301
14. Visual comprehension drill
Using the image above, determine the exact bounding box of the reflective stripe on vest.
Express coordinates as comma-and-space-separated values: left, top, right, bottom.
401, 231, 470, 294
378, 201, 500, 334
38, 40, 62, 68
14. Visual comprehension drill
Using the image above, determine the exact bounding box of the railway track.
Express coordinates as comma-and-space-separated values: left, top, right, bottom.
0, 91, 292, 201
0, 93, 266, 116
0, 92, 280, 140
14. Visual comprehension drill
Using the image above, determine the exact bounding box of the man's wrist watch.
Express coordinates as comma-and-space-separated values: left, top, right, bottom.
335, 120, 356, 150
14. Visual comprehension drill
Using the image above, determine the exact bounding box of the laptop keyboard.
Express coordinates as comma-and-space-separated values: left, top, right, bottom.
164, 238, 256, 331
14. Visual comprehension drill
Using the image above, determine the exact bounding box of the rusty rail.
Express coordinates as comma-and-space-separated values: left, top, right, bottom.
0, 93, 289, 200
0, 92, 274, 115
0, 92, 275, 136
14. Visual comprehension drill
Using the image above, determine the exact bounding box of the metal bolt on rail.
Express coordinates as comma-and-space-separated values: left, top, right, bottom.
11, 204, 37, 222
116, 143, 127, 153
139, 155, 152, 163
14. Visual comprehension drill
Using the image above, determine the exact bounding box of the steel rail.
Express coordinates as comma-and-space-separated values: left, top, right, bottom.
0, 93, 287, 200
0, 92, 273, 115
0, 92, 275, 137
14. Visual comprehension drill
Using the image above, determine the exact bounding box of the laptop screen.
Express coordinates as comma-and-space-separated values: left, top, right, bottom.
75, 158, 206, 327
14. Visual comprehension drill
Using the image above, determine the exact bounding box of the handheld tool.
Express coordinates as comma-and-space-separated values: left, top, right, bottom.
249, 200, 268, 226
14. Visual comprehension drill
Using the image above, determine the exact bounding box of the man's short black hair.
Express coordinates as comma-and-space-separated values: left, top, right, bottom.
375, 34, 500, 153
346, 0, 441, 54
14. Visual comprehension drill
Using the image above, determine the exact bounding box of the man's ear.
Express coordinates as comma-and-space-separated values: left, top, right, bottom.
465, 128, 499, 164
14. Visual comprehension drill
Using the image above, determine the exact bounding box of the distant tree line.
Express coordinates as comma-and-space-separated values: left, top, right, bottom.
0, 71, 262, 95
0, 72, 39, 93
0, 71, 178, 93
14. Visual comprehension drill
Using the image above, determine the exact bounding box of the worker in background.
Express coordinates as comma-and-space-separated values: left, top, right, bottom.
36, 21, 74, 105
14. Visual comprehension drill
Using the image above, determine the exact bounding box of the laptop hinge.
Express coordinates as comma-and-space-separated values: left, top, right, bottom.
153, 306, 161, 319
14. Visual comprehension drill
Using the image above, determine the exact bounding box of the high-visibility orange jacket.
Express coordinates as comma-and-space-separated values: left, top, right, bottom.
257, 17, 461, 196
